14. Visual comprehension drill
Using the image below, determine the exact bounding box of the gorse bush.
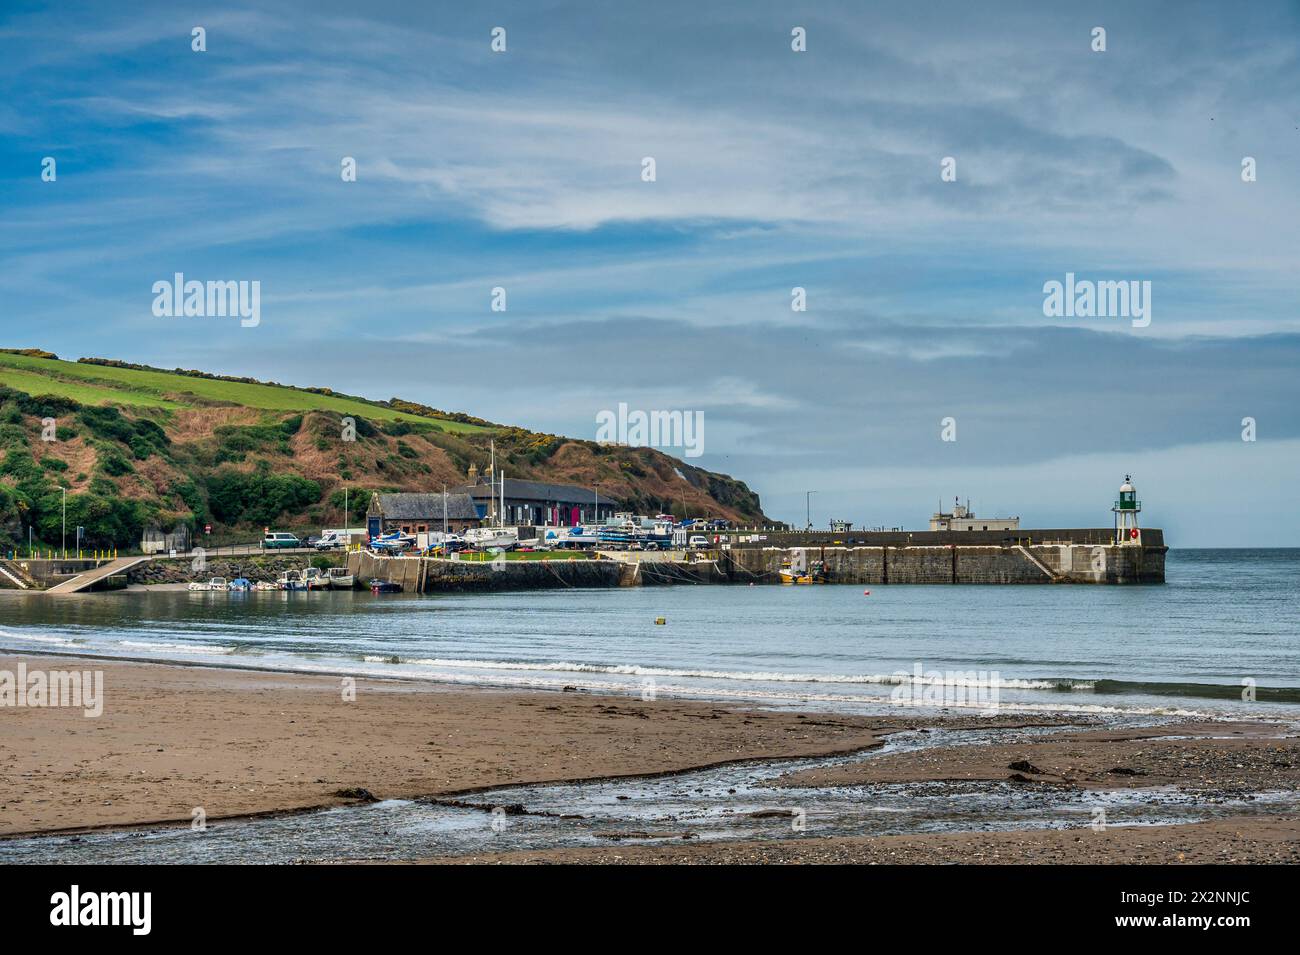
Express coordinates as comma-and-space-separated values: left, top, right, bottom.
206, 470, 322, 526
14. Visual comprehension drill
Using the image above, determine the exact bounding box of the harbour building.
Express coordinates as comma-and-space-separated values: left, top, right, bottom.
929, 498, 1020, 532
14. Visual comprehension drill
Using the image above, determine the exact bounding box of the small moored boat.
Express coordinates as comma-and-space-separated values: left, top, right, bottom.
779, 559, 825, 585
277, 571, 308, 591
324, 567, 355, 589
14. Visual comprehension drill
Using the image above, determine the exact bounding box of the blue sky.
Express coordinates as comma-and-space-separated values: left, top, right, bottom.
1, 0, 1298, 544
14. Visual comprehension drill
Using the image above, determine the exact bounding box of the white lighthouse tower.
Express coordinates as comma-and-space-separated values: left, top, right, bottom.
1112, 475, 1141, 545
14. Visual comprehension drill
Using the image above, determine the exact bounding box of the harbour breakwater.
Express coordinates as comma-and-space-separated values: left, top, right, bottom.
725, 542, 1163, 584
347, 551, 727, 591
350, 534, 1165, 592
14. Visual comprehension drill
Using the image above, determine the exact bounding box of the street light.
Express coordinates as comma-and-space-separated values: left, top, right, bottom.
805, 490, 817, 531
61, 487, 66, 559
593, 484, 599, 527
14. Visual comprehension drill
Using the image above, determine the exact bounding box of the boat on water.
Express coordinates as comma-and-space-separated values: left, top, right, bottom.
188, 576, 229, 591
779, 559, 825, 585
324, 566, 355, 589
277, 570, 309, 591
369, 579, 402, 594
301, 566, 328, 590
228, 577, 252, 591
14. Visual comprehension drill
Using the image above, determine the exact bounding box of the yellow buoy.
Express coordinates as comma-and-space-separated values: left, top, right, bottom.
655, 617, 666, 625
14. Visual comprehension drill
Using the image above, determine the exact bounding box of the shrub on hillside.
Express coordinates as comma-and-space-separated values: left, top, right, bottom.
77, 406, 169, 458
0, 449, 40, 482
205, 469, 322, 526
98, 447, 133, 476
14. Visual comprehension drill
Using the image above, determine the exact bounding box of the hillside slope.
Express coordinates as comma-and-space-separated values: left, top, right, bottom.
0, 350, 766, 549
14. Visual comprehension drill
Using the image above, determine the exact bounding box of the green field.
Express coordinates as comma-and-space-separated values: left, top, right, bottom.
0, 352, 490, 432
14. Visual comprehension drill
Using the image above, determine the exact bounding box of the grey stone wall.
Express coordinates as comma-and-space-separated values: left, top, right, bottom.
722, 544, 1164, 584
128, 554, 343, 585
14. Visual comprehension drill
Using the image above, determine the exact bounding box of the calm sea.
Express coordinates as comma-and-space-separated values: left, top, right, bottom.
2, 549, 1297, 720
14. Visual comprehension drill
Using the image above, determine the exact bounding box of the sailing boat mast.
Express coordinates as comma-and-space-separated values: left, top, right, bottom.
488, 439, 496, 525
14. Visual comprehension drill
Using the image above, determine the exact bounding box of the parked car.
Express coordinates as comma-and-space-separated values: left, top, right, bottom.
688, 535, 710, 549
261, 532, 301, 550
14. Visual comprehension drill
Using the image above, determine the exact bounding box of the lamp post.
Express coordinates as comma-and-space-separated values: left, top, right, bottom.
61, 487, 66, 559
594, 484, 599, 527
805, 490, 817, 531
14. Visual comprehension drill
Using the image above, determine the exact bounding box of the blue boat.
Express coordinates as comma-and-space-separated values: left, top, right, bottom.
370, 532, 415, 553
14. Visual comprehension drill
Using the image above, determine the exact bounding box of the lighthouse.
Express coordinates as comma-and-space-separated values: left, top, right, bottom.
1112, 475, 1141, 545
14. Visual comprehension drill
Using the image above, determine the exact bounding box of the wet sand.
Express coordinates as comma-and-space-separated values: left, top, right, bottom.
426, 815, 1300, 864
770, 722, 1300, 791
3, 653, 1297, 865
0, 654, 896, 836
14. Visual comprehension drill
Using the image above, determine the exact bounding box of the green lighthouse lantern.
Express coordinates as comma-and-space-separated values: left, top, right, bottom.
1112, 474, 1142, 544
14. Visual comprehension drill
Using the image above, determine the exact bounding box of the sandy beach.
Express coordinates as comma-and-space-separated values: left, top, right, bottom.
0, 653, 894, 837
2, 653, 1297, 864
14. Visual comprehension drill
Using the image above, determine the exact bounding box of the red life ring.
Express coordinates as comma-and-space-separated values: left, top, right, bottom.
1130, 528, 1139, 539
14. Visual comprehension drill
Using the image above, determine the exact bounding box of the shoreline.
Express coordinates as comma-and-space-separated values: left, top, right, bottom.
3, 640, 1291, 723
2, 652, 1298, 863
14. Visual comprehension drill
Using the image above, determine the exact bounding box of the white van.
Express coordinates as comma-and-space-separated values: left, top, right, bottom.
314, 531, 345, 551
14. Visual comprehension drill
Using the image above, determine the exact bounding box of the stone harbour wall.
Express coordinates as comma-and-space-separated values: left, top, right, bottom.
723, 543, 1165, 584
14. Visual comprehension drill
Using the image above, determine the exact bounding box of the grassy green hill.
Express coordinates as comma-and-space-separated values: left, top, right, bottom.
0, 349, 766, 552
0, 351, 491, 430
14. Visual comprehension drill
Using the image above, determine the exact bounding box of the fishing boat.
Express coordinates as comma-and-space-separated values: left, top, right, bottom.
369, 579, 402, 594
301, 566, 328, 590
228, 577, 252, 591
779, 559, 825, 585
324, 566, 355, 589
277, 571, 308, 591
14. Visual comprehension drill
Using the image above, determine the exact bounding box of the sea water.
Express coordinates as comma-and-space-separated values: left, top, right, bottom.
2, 549, 1297, 719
